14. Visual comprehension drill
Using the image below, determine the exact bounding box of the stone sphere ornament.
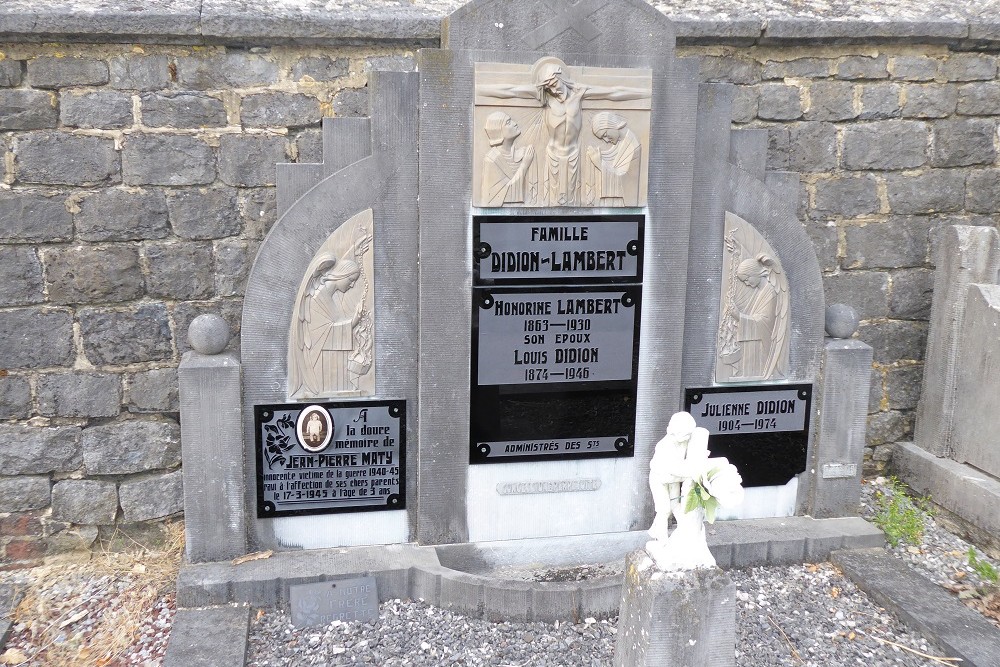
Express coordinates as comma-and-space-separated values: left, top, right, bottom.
646, 411, 745, 572
825, 303, 860, 339
188, 314, 231, 355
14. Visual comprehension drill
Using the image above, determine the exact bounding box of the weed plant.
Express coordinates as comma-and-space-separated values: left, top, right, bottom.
872, 476, 933, 547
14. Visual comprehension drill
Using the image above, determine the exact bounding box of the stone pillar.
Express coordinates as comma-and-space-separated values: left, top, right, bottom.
178, 314, 247, 562
950, 284, 1000, 477
914, 226, 1000, 457
809, 304, 873, 518
615, 550, 736, 667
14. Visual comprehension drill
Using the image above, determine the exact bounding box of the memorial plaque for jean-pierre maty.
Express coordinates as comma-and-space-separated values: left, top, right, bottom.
471, 215, 643, 463
255, 400, 405, 517
685, 385, 812, 487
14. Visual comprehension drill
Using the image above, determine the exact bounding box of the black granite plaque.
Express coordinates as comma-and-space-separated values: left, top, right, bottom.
255, 400, 405, 517
684, 385, 812, 487
471, 214, 643, 464
474, 214, 643, 284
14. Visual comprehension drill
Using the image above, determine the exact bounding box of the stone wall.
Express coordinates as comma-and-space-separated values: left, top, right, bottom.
1, 27, 998, 563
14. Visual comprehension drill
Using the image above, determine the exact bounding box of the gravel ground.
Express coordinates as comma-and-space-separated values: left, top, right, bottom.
244, 477, 1000, 667
5, 478, 999, 666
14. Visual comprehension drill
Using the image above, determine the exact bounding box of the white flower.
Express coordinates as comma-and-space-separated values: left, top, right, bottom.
700, 458, 744, 508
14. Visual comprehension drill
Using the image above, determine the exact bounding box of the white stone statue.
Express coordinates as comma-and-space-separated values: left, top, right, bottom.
646, 412, 745, 572
481, 110, 537, 206
584, 111, 641, 207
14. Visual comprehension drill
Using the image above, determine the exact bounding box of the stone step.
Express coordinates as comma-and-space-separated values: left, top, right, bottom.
832, 547, 1000, 667
162, 605, 250, 667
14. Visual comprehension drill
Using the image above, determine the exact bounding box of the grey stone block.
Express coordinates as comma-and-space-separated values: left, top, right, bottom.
79, 303, 173, 365
823, 272, 888, 320
966, 169, 1000, 213
438, 573, 483, 616
0, 424, 81, 474
867, 410, 912, 446
890, 56, 938, 81
844, 218, 933, 269
0, 189, 72, 242
44, 245, 144, 305
857, 320, 927, 364
0, 246, 44, 306
178, 352, 246, 562
164, 606, 249, 667
332, 88, 368, 117
837, 55, 888, 80
762, 58, 831, 80
901, 84, 957, 119
931, 119, 997, 168
858, 83, 901, 120
484, 581, 533, 622
218, 134, 285, 187
0, 308, 75, 369
757, 83, 802, 120
805, 81, 857, 121
531, 585, 580, 623
812, 174, 879, 218
781, 122, 837, 172
15, 133, 119, 185
165, 186, 240, 240
82, 419, 180, 475
0, 60, 23, 87
889, 268, 934, 320
52, 479, 118, 525
804, 222, 838, 272
409, 567, 441, 605
870, 367, 886, 414
214, 239, 250, 297
126, 367, 179, 413
842, 120, 927, 170
894, 441, 1000, 565
141, 93, 227, 128
293, 128, 323, 164
144, 241, 214, 299
698, 56, 760, 84
957, 83, 1000, 116
0, 376, 31, 420
615, 552, 736, 667
292, 56, 349, 81
730, 86, 757, 123
27, 57, 108, 88
239, 187, 276, 241
109, 55, 171, 91
175, 52, 279, 90
240, 92, 321, 128
365, 55, 416, 73
833, 547, 1000, 667
38, 372, 121, 418
60, 91, 133, 129
75, 188, 169, 241
0, 476, 50, 512
886, 364, 923, 411
123, 134, 215, 186
886, 170, 966, 214
951, 285, 1000, 478
0, 90, 58, 130
119, 470, 183, 522
941, 54, 998, 82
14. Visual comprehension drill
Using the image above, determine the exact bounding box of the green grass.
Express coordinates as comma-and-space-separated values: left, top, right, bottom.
967, 547, 999, 584
872, 476, 933, 548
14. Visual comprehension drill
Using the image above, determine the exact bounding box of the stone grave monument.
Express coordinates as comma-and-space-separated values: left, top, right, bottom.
178, 0, 876, 596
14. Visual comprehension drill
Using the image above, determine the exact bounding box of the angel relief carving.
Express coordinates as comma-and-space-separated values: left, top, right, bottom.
716, 212, 790, 383
288, 209, 375, 400
473, 57, 651, 208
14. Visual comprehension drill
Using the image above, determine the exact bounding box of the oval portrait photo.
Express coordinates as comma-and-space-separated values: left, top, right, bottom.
296, 405, 334, 453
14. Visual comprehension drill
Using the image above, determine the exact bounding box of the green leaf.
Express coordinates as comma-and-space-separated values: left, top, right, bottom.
684, 487, 701, 514
704, 496, 720, 524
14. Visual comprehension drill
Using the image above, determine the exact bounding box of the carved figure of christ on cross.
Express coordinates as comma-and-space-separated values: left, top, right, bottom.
477, 57, 650, 206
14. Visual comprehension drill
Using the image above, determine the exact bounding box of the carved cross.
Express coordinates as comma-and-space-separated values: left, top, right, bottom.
522, 0, 605, 49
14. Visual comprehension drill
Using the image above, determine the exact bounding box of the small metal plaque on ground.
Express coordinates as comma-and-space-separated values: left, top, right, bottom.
289, 576, 379, 627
